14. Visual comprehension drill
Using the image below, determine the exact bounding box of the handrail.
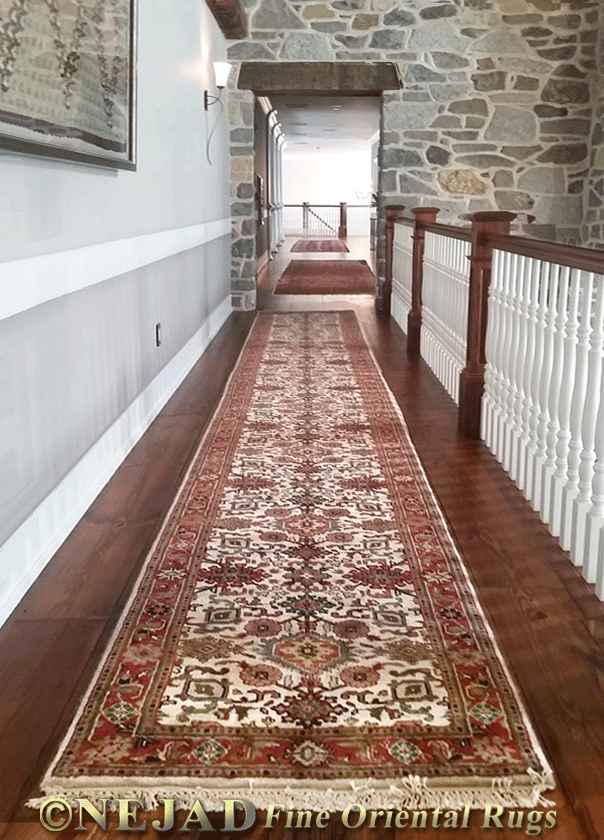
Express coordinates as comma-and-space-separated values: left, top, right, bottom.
424, 222, 472, 243
489, 232, 604, 274
395, 217, 604, 268
394, 215, 472, 242
387, 202, 604, 602
283, 203, 370, 208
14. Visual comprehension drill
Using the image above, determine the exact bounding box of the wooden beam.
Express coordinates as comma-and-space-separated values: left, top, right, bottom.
206, 0, 247, 40
238, 62, 402, 94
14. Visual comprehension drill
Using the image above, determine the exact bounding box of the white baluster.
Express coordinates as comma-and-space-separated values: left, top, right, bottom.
588, 288, 604, 595
503, 253, 522, 474
482, 250, 500, 446
534, 262, 560, 516
518, 257, 539, 493
487, 250, 508, 453
560, 271, 595, 553
510, 255, 529, 482
419, 233, 470, 406
542, 265, 570, 523
525, 260, 549, 505
496, 251, 514, 465
572, 275, 604, 572
550, 268, 581, 536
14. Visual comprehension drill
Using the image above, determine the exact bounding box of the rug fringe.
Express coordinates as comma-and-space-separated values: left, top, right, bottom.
27, 770, 555, 812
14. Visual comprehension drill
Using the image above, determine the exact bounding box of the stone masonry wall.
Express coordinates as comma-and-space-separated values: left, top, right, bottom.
583, 9, 604, 249
227, 0, 600, 309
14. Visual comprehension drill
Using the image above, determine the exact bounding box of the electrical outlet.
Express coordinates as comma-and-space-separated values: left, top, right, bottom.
155, 323, 162, 347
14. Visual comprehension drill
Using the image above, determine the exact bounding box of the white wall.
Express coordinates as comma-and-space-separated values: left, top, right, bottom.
0, 0, 233, 627
0, 1, 229, 262
283, 146, 372, 205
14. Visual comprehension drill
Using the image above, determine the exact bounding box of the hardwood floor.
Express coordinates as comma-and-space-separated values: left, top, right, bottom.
1, 266, 604, 838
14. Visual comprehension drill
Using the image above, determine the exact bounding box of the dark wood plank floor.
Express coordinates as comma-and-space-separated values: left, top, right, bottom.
1, 280, 604, 839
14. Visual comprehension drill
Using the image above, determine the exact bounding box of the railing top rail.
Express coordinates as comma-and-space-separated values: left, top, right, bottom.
393, 216, 472, 242
489, 232, 604, 275
284, 203, 370, 208
424, 222, 472, 242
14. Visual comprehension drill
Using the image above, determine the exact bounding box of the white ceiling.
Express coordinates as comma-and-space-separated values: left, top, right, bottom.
270, 95, 380, 151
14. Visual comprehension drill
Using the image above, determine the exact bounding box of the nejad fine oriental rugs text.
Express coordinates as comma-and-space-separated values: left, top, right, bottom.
39, 798, 558, 835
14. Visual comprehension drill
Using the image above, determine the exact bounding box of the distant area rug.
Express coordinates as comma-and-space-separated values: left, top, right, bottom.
31, 311, 554, 811
275, 259, 375, 295
290, 239, 349, 253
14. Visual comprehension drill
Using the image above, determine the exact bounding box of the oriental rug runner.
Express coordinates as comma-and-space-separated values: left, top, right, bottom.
31, 312, 554, 812
275, 260, 375, 295
290, 239, 349, 253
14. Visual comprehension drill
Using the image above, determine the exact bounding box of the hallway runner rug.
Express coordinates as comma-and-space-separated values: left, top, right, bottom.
290, 239, 350, 253
275, 260, 375, 295
31, 312, 554, 812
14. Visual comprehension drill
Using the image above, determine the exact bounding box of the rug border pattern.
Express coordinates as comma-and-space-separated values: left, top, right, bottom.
29, 311, 555, 812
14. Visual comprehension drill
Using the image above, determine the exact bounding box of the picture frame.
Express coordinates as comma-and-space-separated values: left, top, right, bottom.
0, 0, 137, 170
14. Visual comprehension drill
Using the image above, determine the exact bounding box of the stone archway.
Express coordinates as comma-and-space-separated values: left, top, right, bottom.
228, 61, 402, 310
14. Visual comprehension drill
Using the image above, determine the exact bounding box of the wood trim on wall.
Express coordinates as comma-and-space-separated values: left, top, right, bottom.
0, 219, 231, 324
238, 62, 402, 94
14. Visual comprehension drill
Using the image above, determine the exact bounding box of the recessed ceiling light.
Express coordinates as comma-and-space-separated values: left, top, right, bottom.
331, 106, 342, 110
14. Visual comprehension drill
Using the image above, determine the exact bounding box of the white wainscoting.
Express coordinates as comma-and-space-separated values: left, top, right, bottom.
391, 283, 407, 333
0, 218, 231, 323
390, 222, 414, 332
0, 294, 232, 628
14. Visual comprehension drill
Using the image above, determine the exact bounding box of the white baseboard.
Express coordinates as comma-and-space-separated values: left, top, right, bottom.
0, 294, 232, 629
0, 218, 231, 324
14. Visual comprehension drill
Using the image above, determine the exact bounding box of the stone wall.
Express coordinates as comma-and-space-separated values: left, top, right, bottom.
583, 10, 604, 249
227, 0, 601, 309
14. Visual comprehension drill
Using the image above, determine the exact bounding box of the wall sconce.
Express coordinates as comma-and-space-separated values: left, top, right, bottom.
204, 61, 232, 110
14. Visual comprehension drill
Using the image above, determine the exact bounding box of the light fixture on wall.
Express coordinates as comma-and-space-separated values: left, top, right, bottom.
204, 61, 232, 110
204, 61, 232, 165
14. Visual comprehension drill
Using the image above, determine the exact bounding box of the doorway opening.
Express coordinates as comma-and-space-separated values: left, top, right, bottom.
255, 93, 380, 307
231, 60, 402, 310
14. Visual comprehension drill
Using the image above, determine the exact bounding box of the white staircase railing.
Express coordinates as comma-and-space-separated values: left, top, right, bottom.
421, 231, 471, 404
484, 254, 604, 593
386, 206, 604, 599
390, 222, 413, 330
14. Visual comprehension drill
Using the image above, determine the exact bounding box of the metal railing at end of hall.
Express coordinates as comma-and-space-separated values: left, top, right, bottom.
283, 203, 372, 238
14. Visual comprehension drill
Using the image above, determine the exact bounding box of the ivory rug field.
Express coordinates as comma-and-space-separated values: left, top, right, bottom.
275, 260, 375, 295
290, 239, 349, 253
31, 312, 554, 812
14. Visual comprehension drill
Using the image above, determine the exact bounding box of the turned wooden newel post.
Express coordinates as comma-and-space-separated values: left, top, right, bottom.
407, 206, 440, 358
458, 211, 516, 439
383, 205, 406, 315
339, 202, 348, 239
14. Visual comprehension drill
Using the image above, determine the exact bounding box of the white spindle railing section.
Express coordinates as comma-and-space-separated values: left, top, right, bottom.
420, 231, 471, 404
484, 253, 604, 594
347, 206, 371, 236
390, 222, 414, 330
282, 204, 370, 237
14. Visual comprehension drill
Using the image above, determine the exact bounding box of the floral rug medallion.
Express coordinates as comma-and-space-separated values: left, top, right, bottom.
32, 311, 554, 811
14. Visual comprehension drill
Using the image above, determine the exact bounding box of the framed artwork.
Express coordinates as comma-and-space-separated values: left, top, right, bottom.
0, 0, 137, 170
